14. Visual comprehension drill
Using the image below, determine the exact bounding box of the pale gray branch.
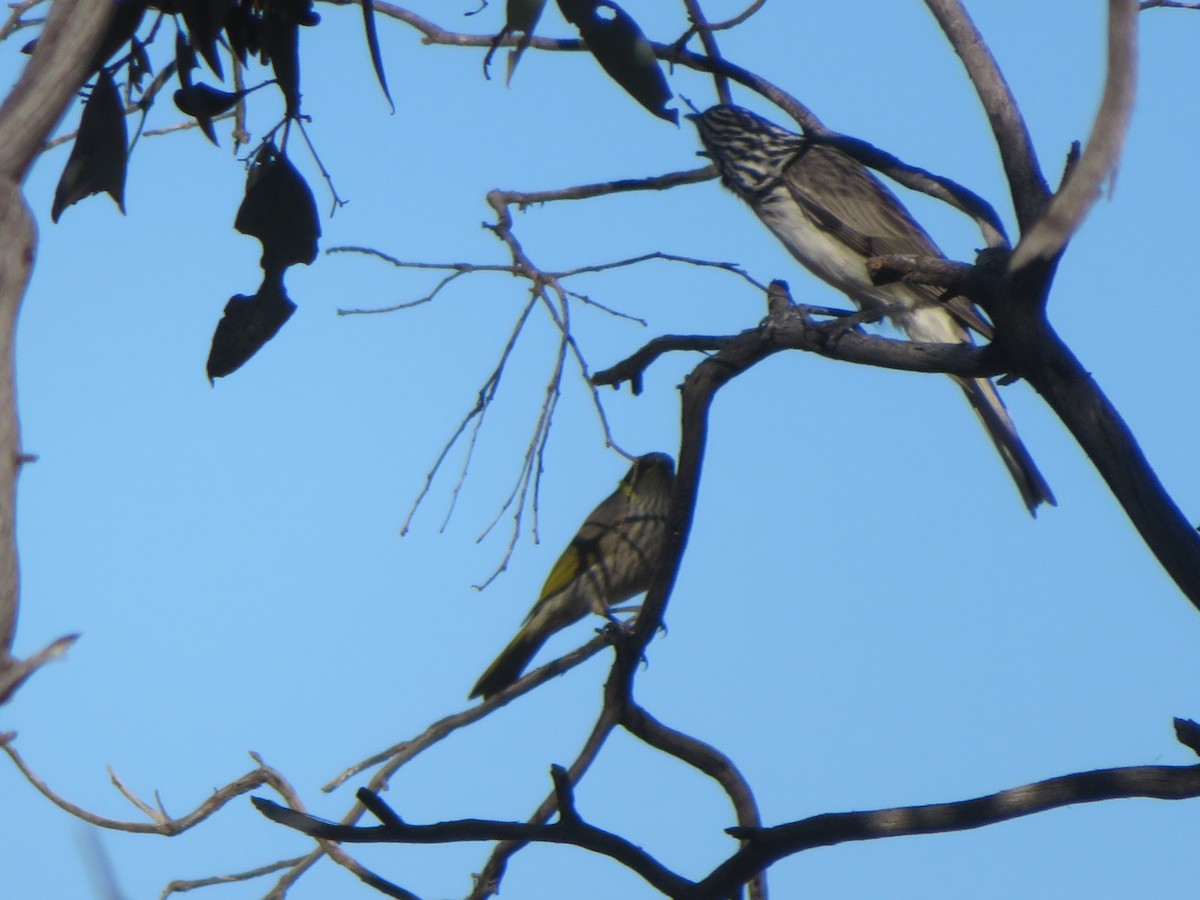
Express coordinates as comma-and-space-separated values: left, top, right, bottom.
0, 0, 113, 663
1009, 0, 1138, 272
924, 0, 1050, 228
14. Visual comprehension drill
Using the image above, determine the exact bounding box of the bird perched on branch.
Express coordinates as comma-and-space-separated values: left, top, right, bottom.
690, 103, 1054, 514
470, 453, 675, 700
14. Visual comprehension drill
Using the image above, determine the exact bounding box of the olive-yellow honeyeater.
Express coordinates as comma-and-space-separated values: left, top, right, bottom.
469, 453, 675, 700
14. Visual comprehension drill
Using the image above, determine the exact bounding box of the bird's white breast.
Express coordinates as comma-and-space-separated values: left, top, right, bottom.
756, 187, 963, 343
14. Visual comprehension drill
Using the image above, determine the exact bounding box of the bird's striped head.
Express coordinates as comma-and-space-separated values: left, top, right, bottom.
689, 105, 805, 199
620, 452, 675, 500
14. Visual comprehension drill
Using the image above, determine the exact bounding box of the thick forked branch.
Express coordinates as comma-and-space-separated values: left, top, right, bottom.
1015, 319, 1200, 610
975, 0, 1200, 609
924, 0, 1051, 228
255, 783, 695, 897
593, 311, 1003, 390
254, 753, 1200, 899
1009, 0, 1138, 273
701, 761, 1200, 897
621, 701, 766, 898
0, 1, 113, 659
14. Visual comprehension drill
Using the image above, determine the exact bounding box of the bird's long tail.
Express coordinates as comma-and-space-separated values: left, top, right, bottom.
953, 375, 1055, 515
469, 625, 549, 700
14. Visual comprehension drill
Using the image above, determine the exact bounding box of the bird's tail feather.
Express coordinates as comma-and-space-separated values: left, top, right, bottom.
469, 626, 548, 700
953, 376, 1055, 515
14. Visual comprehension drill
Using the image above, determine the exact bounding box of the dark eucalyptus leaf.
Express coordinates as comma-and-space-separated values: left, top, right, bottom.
174, 83, 248, 118
91, 0, 149, 72
290, 0, 320, 27
360, 0, 393, 111
175, 28, 198, 89
260, 16, 300, 117
223, 2, 260, 65
51, 70, 128, 222
174, 82, 250, 145
234, 143, 320, 270
555, 0, 676, 123
1176, 718, 1200, 757
178, 0, 236, 80
206, 270, 296, 381
508, 0, 548, 32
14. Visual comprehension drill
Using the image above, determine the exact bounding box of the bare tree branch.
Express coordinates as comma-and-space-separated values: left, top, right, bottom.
257, 746, 1200, 900
0, 0, 47, 44
469, 702, 621, 898
680, 0, 732, 105
924, 0, 1051, 229
707, 762, 1200, 897
1009, 0, 1138, 272
0, 1, 111, 181
324, 634, 611, 793
3, 742, 291, 835
593, 311, 1002, 390
161, 856, 309, 897
254, 776, 695, 896
0, 633, 76, 704
1006, 314, 1200, 610
0, 0, 112, 671
622, 700, 767, 899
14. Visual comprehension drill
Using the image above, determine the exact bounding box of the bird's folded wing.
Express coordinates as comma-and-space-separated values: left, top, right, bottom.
785, 144, 994, 340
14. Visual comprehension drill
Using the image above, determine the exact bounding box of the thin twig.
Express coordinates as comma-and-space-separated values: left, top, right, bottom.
0, 634, 77, 704
398, 295, 538, 537
472, 300, 566, 586
0, 0, 46, 41
681, 0, 731, 104
470, 706, 622, 898
3, 743, 291, 836
295, 116, 348, 216
161, 856, 309, 897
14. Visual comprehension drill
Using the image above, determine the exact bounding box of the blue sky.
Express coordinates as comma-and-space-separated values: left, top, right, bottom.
3, 2, 1200, 897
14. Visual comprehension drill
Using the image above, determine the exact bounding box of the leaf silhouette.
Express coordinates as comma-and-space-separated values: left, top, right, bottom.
91, 0, 148, 73
508, 0, 548, 33
1176, 718, 1200, 757
175, 28, 198, 88
223, 3, 261, 65
234, 143, 320, 270
20, 0, 147, 69
555, 0, 676, 123
174, 83, 249, 118
360, 0, 393, 111
206, 269, 296, 381
51, 69, 128, 222
178, 0, 236, 80
173, 81, 242, 145
260, 16, 300, 117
